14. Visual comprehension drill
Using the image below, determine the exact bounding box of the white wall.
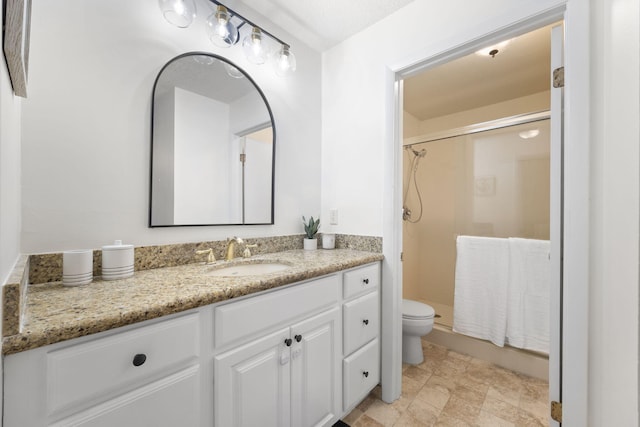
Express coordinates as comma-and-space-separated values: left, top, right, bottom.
20, 0, 322, 252
321, 0, 560, 237
173, 88, 230, 224
589, 0, 639, 424
0, 8, 23, 423
0, 17, 22, 284
322, 0, 638, 423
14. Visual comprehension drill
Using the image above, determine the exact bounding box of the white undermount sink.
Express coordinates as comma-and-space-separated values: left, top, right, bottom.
207, 262, 292, 277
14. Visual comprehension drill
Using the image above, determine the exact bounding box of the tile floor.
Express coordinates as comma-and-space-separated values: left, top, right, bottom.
343, 340, 549, 426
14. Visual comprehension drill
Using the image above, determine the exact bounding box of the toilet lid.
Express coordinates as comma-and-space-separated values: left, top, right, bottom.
402, 299, 435, 319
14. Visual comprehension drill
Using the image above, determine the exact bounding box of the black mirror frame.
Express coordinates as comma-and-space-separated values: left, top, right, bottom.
148, 52, 276, 227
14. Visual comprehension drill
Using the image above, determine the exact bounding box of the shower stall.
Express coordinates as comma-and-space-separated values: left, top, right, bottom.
402, 112, 550, 346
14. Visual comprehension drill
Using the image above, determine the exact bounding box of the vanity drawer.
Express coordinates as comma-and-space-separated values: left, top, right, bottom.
343, 338, 380, 411
46, 313, 199, 416
343, 263, 379, 300
343, 291, 379, 356
214, 274, 340, 348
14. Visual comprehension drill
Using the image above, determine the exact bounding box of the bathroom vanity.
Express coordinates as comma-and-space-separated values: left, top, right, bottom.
3, 250, 382, 427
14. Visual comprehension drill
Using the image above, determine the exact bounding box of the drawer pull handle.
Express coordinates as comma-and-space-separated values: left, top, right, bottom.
294, 334, 302, 342
284, 338, 293, 347
363, 278, 370, 285
363, 371, 369, 378
132, 354, 147, 367
363, 319, 369, 325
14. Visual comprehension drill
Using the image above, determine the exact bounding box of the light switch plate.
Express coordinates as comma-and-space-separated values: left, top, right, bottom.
329, 209, 338, 225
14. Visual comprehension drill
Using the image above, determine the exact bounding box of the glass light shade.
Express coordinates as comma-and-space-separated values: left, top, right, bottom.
194, 55, 215, 65
242, 27, 267, 65
159, 0, 197, 28
274, 45, 296, 77
223, 63, 245, 79
206, 6, 239, 47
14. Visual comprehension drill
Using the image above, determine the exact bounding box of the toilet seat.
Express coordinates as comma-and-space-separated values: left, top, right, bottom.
402, 299, 435, 320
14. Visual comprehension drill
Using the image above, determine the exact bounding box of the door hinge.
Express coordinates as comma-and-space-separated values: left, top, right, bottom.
400, 252, 404, 262
239, 153, 246, 163
551, 400, 562, 423
553, 67, 564, 88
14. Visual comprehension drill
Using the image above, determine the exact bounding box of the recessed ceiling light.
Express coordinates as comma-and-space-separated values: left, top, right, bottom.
476, 40, 511, 57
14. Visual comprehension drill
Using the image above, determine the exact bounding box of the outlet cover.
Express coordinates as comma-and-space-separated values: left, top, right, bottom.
329, 209, 338, 225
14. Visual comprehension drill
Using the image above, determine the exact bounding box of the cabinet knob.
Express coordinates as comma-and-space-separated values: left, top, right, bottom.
363, 278, 369, 285
284, 338, 293, 347
363, 319, 369, 325
132, 354, 147, 367
294, 334, 302, 342
363, 371, 369, 378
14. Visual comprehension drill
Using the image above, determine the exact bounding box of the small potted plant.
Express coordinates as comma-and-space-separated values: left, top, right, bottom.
302, 216, 320, 250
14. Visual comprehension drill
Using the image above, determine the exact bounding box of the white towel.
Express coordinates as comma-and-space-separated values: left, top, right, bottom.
453, 236, 510, 347
506, 238, 551, 354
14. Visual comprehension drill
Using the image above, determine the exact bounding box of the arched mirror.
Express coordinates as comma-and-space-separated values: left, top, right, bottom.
150, 52, 275, 226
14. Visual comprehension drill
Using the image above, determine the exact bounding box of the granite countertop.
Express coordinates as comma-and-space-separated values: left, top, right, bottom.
3, 249, 383, 355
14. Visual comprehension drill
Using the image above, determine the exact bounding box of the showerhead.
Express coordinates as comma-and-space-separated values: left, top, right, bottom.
406, 146, 427, 158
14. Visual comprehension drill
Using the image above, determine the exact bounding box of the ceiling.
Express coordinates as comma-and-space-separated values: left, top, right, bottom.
222, 1, 552, 121
237, 0, 415, 51
404, 25, 553, 121
158, 55, 257, 103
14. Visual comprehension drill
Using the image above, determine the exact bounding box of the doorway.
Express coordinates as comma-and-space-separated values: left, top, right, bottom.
400, 21, 555, 350
380, 13, 572, 426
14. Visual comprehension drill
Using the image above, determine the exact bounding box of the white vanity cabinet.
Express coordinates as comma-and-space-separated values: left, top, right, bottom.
3, 260, 382, 427
214, 275, 342, 427
4, 312, 202, 427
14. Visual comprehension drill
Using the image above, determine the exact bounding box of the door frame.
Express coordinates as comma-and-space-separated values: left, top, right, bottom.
381, 2, 590, 424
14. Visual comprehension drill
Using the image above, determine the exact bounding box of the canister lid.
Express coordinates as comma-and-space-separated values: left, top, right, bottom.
102, 240, 134, 251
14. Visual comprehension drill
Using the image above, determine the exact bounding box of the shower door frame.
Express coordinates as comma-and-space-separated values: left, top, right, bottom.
382, 2, 590, 425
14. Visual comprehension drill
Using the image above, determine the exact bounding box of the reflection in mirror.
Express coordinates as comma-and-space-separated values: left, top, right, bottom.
150, 52, 275, 226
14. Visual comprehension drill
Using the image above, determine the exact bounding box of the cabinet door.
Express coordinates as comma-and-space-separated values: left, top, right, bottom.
215, 327, 291, 427
290, 307, 341, 427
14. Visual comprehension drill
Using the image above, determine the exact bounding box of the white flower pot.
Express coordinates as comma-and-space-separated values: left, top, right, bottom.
303, 238, 318, 250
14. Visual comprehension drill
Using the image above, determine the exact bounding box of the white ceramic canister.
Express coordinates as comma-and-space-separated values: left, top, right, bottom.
322, 233, 335, 249
62, 249, 93, 286
101, 240, 134, 280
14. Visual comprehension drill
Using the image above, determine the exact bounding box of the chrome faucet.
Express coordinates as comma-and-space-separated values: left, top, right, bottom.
225, 237, 244, 261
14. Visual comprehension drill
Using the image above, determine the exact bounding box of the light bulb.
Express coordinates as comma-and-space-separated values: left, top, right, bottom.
274, 45, 296, 77
206, 6, 238, 48
158, 0, 196, 28
242, 27, 267, 65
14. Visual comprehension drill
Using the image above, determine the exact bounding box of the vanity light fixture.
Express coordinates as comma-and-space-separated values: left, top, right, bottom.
206, 5, 239, 48
158, 0, 296, 76
274, 45, 297, 76
242, 27, 268, 64
159, 0, 197, 28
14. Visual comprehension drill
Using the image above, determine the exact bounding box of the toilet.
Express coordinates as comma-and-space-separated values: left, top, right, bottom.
402, 299, 435, 365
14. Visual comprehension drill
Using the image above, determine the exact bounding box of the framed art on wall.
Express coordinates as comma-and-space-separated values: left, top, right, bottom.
3, 0, 31, 97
